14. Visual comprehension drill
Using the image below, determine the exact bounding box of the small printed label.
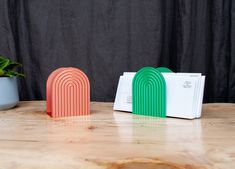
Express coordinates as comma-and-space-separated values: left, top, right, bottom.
126, 96, 132, 103
183, 81, 192, 88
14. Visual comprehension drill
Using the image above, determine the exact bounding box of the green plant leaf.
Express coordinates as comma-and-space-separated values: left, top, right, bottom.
4, 61, 22, 70
0, 69, 5, 76
4, 71, 25, 77
0, 57, 10, 69
0, 56, 24, 77
14, 72, 25, 77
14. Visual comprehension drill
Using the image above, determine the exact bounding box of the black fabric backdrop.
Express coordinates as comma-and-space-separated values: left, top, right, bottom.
0, 0, 235, 102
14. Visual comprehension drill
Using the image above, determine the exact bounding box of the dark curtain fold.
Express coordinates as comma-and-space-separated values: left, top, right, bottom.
0, 0, 234, 102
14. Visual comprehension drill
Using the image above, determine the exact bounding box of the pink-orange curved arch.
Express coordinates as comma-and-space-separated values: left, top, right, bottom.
46, 68, 65, 115
46, 67, 90, 117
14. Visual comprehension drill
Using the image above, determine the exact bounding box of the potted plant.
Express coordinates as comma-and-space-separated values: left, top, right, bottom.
0, 56, 24, 110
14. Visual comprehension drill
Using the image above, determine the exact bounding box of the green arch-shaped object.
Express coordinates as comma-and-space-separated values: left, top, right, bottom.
132, 67, 166, 117
156, 67, 173, 73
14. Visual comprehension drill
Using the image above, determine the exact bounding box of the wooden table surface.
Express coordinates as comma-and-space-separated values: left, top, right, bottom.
0, 101, 235, 169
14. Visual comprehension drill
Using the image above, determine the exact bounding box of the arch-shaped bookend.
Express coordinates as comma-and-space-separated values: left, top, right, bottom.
132, 67, 168, 117
156, 67, 173, 73
47, 67, 90, 118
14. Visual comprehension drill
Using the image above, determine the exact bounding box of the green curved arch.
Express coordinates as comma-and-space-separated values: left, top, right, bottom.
132, 67, 166, 117
156, 67, 173, 73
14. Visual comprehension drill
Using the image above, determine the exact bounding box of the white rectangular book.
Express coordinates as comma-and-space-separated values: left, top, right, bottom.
113, 73, 135, 112
113, 72, 205, 119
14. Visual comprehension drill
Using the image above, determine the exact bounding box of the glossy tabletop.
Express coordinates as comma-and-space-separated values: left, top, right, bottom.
0, 101, 235, 169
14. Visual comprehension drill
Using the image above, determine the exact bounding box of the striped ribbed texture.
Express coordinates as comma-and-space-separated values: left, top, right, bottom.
132, 67, 167, 118
46, 67, 90, 118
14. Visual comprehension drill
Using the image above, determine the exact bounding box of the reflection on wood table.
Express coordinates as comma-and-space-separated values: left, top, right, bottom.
0, 101, 235, 169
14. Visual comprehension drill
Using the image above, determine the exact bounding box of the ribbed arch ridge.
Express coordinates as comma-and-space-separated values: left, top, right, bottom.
132, 67, 167, 117
47, 67, 90, 117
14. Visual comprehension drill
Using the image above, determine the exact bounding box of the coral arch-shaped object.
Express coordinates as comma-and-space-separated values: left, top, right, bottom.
47, 67, 90, 117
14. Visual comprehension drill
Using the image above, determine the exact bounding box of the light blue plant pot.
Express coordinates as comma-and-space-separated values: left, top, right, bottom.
0, 77, 19, 110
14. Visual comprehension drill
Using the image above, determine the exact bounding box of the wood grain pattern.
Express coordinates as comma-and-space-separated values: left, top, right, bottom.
0, 101, 235, 169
